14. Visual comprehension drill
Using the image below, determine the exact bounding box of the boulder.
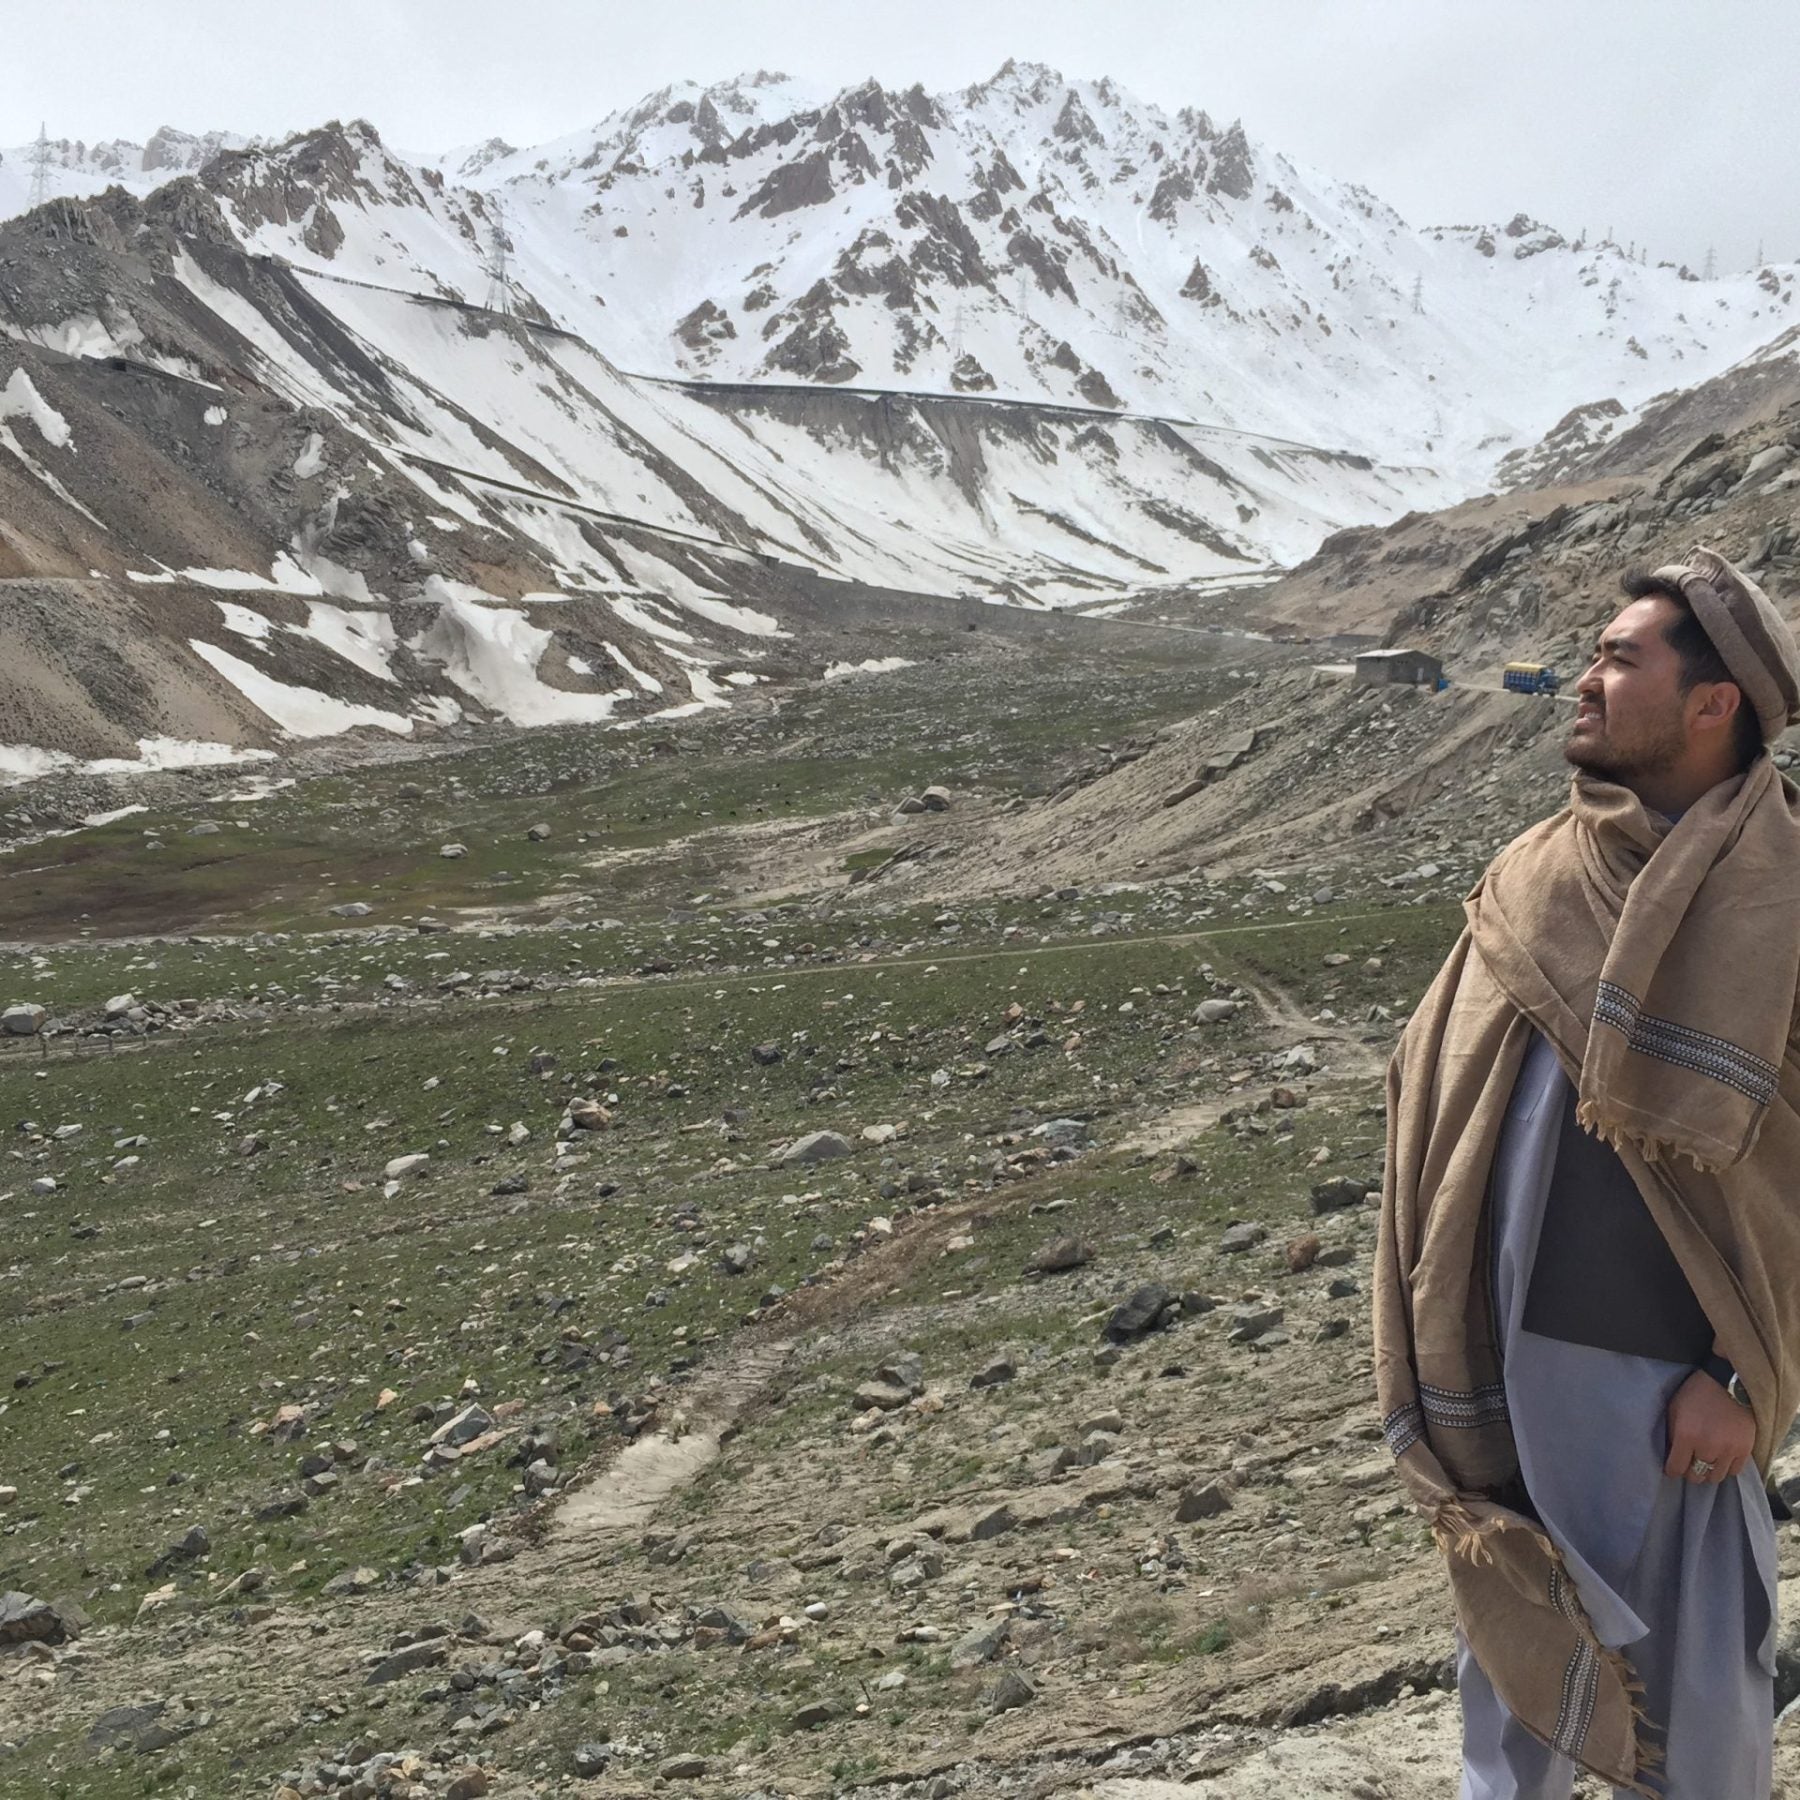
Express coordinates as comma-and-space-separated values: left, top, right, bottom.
1027, 1235, 1093, 1274
1174, 1482, 1233, 1522
1103, 1282, 1177, 1342
778, 1129, 854, 1166
0, 1591, 63, 1645
2, 1003, 47, 1036
1310, 1175, 1370, 1214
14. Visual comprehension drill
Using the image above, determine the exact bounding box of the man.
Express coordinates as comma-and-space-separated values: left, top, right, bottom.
1374, 545, 1800, 1798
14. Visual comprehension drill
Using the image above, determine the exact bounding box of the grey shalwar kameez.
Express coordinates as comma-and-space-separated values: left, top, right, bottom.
1458, 1031, 1778, 1799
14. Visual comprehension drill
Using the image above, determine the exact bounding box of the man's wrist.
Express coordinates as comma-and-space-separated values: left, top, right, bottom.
1701, 1351, 1754, 1410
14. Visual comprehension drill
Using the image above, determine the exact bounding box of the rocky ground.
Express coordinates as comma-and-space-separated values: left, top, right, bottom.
6, 468, 1800, 1797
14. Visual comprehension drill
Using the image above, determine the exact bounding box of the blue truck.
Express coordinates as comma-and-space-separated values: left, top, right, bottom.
1503, 662, 1562, 696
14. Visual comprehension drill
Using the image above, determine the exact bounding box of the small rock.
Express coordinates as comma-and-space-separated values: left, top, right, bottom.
778, 1129, 854, 1166
439, 843, 468, 859
0, 1591, 63, 1645
1104, 1283, 1177, 1342
951, 1617, 1010, 1669
659, 1754, 709, 1779
445, 1768, 489, 1800
572, 1742, 611, 1777
791, 1699, 836, 1731
1311, 1176, 1371, 1215
987, 1668, 1037, 1713
1227, 1304, 1285, 1345
383, 1153, 430, 1181
1193, 999, 1239, 1024
1218, 1222, 1267, 1255
969, 1356, 1016, 1390
1175, 1482, 1233, 1522
1027, 1235, 1093, 1275
970, 1504, 1017, 1542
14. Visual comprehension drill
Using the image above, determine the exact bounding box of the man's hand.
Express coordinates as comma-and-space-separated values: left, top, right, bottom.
1663, 1369, 1755, 1484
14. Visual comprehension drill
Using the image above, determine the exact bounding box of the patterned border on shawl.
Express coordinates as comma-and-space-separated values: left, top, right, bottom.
1382, 1384, 1509, 1458
1419, 1380, 1510, 1430
1593, 979, 1779, 1106
1382, 1401, 1425, 1457
1548, 1566, 1602, 1756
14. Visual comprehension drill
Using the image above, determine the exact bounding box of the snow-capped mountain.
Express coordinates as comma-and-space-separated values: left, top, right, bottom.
0, 125, 258, 215
1, 67, 1797, 773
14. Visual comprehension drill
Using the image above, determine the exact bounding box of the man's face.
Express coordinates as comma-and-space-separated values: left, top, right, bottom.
1563, 597, 1693, 780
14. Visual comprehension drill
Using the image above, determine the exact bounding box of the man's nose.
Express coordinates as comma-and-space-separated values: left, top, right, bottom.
1576, 662, 1604, 697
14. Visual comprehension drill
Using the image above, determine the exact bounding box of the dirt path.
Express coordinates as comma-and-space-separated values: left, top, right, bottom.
1117, 967, 1387, 1156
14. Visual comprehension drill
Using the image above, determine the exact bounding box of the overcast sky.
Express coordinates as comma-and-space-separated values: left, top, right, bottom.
5, 0, 1795, 269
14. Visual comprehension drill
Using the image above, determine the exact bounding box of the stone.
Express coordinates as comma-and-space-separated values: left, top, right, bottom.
2, 1003, 47, 1035
853, 1377, 914, 1413
104, 993, 137, 1018
720, 1243, 754, 1276
328, 902, 373, 919
791, 1698, 836, 1730
920, 786, 953, 811
572, 1742, 611, 1777
445, 1769, 489, 1800
430, 1405, 497, 1448
1218, 1222, 1267, 1254
1103, 1283, 1177, 1342
1027, 1235, 1092, 1275
1174, 1482, 1232, 1522
148, 1524, 209, 1575
383, 1153, 431, 1180
1193, 999, 1239, 1024
970, 1356, 1016, 1390
366, 1641, 446, 1685
751, 1041, 784, 1065
970, 1504, 1017, 1542
1310, 1176, 1371, 1214
1286, 1234, 1321, 1273
659, 1754, 709, 1779
894, 795, 927, 816
439, 843, 469, 859
0, 1591, 63, 1645
987, 1668, 1036, 1713
951, 1617, 1011, 1669
778, 1129, 854, 1166
878, 1352, 925, 1392
1027, 1445, 1077, 1482
322, 1566, 380, 1597
526, 823, 552, 841
1227, 1305, 1285, 1345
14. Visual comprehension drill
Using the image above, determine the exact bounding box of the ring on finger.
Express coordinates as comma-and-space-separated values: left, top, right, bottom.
1688, 1455, 1716, 1478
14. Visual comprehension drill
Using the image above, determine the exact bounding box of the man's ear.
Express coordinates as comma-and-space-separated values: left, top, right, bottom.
1691, 680, 1744, 734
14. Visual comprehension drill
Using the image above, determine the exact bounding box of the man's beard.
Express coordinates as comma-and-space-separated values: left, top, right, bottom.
1562, 708, 1687, 782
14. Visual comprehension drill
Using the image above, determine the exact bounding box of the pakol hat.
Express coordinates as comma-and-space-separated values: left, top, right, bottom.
1648, 545, 1800, 745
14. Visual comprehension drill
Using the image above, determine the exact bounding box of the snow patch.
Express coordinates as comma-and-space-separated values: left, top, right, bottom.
204, 405, 228, 426
190, 640, 416, 738
1, 369, 72, 447
824, 656, 915, 680
215, 601, 274, 641
293, 431, 326, 477
410, 587, 634, 726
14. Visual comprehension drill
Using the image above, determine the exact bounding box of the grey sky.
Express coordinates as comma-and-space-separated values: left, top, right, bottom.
5, 0, 1796, 269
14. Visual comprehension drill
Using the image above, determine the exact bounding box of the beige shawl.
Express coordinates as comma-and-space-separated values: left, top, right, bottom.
1374, 755, 1800, 1790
